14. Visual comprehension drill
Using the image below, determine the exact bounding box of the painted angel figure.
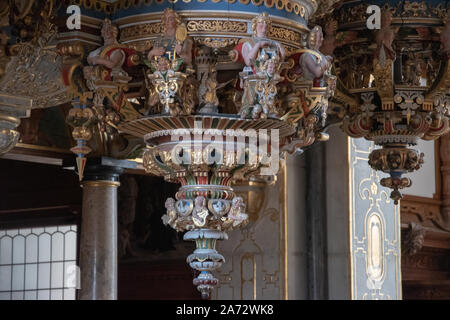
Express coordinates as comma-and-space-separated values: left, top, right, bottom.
212, 201, 226, 217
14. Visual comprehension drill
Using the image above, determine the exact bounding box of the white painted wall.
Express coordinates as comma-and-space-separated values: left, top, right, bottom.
404, 140, 436, 198
325, 126, 351, 300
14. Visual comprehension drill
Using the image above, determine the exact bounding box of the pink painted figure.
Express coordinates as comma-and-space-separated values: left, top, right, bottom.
241, 12, 285, 75
86, 19, 128, 79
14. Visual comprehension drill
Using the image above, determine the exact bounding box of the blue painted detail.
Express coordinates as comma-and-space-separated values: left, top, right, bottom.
111, 2, 305, 25
58, 2, 306, 26
390, 171, 402, 178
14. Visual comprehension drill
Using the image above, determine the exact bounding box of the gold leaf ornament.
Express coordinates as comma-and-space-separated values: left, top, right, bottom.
176, 23, 187, 43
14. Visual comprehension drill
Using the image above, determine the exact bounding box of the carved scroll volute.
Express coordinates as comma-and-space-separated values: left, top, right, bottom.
440, 132, 450, 218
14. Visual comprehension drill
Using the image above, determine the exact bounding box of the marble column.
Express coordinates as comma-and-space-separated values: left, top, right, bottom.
305, 141, 328, 300
65, 157, 136, 300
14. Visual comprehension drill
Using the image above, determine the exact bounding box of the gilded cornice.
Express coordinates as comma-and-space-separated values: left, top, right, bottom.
115, 11, 309, 32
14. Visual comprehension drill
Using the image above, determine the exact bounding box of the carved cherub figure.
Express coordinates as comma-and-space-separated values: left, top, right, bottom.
192, 196, 209, 227
161, 197, 178, 229
228, 197, 248, 228
250, 56, 283, 119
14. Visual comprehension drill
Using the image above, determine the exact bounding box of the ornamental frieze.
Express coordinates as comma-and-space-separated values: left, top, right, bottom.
193, 37, 239, 49
186, 20, 248, 33
120, 23, 162, 42
120, 20, 303, 49
269, 25, 303, 44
